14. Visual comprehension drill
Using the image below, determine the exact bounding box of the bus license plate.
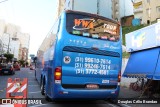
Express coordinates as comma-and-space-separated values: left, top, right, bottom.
86, 84, 99, 89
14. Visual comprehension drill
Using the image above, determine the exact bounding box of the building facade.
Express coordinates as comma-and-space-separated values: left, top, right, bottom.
119, 0, 134, 18
0, 19, 5, 38
63, 0, 133, 21
1, 33, 20, 60
0, 21, 30, 61
133, 0, 160, 24
6, 23, 20, 38
64, 0, 112, 19
17, 32, 30, 49
112, 0, 120, 20
10, 40, 20, 60
17, 32, 30, 60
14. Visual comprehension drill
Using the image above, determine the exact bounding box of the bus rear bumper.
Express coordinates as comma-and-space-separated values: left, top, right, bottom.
51, 86, 120, 100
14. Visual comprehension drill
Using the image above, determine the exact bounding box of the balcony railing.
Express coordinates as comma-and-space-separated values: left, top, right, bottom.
133, 1, 143, 13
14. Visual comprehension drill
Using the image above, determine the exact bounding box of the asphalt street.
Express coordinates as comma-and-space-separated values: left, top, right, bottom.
0, 68, 124, 107
1, 67, 160, 107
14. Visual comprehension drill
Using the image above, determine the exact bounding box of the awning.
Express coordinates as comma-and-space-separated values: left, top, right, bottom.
123, 47, 160, 80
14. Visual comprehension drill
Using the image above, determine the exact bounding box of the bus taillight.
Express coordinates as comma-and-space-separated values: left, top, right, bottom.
118, 71, 121, 82
54, 67, 62, 80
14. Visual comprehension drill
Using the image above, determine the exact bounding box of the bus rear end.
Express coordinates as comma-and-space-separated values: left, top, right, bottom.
54, 11, 122, 100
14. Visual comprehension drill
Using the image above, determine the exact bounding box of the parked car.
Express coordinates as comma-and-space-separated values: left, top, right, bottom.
1, 64, 15, 75
30, 65, 34, 70
13, 64, 20, 71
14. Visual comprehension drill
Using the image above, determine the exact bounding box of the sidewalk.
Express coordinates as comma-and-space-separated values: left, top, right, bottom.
119, 58, 142, 98
119, 86, 141, 98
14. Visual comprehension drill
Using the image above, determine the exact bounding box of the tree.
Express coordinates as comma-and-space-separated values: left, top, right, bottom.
19, 59, 25, 67
4, 53, 14, 62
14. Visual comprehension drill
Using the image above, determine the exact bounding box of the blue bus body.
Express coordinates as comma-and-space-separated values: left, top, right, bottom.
35, 10, 122, 100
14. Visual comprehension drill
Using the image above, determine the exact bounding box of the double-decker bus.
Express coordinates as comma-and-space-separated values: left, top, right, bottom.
35, 10, 122, 101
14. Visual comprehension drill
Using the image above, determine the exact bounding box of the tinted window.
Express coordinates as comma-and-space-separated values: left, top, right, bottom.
38, 19, 59, 52
6, 64, 12, 68
66, 13, 120, 42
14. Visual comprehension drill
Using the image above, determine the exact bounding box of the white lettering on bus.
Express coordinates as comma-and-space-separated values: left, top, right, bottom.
74, 57, 113, 75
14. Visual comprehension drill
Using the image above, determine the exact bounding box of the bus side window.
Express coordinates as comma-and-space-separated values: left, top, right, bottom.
50, 19, 60, 47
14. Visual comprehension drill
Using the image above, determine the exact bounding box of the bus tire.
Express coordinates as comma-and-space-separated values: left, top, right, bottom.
43, 80, 51, 102
45, 92, 51, 102
40, 78, 45, 95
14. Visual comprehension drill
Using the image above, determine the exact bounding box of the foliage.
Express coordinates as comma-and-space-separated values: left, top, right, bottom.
122, 52, 130, 58
4, 53, 14, 62
26, 62, 29, 66
19, 59, 25, 67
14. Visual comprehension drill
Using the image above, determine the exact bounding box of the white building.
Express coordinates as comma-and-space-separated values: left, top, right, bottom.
0, 19, 5, 38
0, 20, 5, 54
119, 0, 134, 18
64, 0, 133, 20
0, 20, 30, 60
1, 33, 10, 54
64, 0, 112, 19
17, 32, 30, 49
10, 40, 20, 60
133, 0, 160, 24
6, 23, 20, 38
17, 32, 30, 60
1, 33, 20, 59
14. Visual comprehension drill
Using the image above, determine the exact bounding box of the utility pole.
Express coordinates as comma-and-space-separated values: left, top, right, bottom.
7, 34, 10, 54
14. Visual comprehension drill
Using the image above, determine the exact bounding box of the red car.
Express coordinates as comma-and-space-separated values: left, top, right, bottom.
14, 64, 20, 71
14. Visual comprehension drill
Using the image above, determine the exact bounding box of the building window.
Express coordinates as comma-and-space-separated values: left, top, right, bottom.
67, 1, 70, 8
156, 6, 160, 13
146, 0, 150, 3
146, 8, 151, 17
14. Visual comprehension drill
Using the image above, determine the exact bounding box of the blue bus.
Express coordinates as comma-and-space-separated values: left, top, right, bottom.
35, 10, 122, 101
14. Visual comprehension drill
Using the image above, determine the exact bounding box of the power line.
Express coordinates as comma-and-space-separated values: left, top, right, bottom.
0, 0, 9, 4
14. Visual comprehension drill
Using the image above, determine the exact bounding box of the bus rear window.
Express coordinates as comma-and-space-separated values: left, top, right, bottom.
66, 13, 120, 42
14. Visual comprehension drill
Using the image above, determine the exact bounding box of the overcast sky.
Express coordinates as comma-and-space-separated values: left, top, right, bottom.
0, 0, 58, 55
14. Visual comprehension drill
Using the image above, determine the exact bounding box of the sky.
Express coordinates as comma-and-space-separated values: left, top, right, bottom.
0, 0, 58, 55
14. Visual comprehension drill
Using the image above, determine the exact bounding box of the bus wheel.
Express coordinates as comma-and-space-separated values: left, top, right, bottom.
40, 78, 45, 95
45, 92, 51, 102
43, 81, 51, 101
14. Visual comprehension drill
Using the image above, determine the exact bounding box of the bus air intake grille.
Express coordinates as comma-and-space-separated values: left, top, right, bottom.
63, 46, 120, 57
